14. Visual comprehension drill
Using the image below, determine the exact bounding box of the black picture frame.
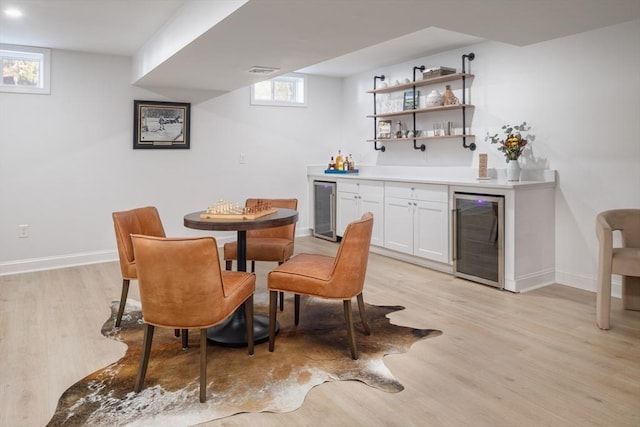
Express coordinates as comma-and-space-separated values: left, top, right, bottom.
133, 100, 191, 149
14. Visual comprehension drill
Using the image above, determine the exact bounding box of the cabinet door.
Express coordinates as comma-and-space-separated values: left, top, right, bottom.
337, 191, 359, 237
360, 193, 384, 246
384, 197, 413, 255
414, 200, 449, 263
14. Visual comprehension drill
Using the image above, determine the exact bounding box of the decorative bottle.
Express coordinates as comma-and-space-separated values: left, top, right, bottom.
443, 85, 459, 105
335, 150, 343, 171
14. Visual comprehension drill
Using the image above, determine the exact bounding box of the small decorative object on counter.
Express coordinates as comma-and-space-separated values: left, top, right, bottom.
442, 85, 459, 105
486, 122, 532, 181
335, 150, 343, 171
478, 153, 489, 179
425, 90, 443, 107
506, 159, 521, 181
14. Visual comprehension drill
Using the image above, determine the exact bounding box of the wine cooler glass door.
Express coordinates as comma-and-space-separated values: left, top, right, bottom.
453, 193, 504, 288
313, 181, 337, 241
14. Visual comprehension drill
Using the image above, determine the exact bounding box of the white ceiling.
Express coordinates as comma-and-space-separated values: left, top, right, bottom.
1, 0, 639, 100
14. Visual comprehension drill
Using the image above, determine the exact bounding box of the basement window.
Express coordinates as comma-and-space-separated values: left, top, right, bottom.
251, 73, 306, 107
0, 44, 51, 94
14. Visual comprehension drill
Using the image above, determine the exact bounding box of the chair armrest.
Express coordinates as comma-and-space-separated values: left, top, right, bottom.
596, 213, 613, 264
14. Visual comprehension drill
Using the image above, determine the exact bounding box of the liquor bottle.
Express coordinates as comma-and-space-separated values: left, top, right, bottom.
335, 150, 343, 171
329, 156, 335, 170
343, 156, 349, 171
348, 153, 355, 170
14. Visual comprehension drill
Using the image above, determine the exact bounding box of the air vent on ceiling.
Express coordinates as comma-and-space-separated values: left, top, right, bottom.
246, 66, 280, 75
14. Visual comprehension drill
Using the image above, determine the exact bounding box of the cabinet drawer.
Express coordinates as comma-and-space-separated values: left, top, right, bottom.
414, 184, 447, 203
385, 182, 447, 202
337, 179, 383, 195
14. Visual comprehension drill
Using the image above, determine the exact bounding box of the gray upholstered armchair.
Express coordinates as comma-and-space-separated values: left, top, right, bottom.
595, 209, 640, 329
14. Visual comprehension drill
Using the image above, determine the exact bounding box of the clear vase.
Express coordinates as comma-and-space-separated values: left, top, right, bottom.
506, 159, 521, 181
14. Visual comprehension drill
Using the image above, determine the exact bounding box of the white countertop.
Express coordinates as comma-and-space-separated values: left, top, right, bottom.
307, 165, 556, 189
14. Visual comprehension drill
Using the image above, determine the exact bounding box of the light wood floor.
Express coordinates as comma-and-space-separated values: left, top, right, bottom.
1, 236, 639, 426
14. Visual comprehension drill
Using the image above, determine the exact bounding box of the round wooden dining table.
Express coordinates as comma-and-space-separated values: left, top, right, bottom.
183, 208, 298, 346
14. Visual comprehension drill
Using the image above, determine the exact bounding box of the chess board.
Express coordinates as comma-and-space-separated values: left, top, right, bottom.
199, 207, 277, 220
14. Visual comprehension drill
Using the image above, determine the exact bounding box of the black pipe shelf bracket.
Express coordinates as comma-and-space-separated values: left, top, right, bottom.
369, 55, 476, 153
412, 65, 426, 151
461, 52, 476, 151
372, 75, 386, 152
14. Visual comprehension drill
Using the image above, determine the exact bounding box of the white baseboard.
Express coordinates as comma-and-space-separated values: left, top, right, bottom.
0, 250, 118, 276
0, 228, 315, 276
555, 270, 621, 298
0, 230, 615, 300
511, 269, 557, 293
369, 245, 453, 274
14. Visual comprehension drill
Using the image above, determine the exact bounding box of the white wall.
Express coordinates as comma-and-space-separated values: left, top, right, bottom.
2, 20, 639, 294
341, 19, 640, 292
0, 49, 343, 273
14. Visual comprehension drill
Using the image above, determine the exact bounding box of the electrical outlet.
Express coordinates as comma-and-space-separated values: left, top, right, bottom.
18, 224, 29, 238
239, 153, 246, 164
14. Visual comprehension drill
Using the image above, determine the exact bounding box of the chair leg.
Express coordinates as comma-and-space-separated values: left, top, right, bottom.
268, 291, 278, 352
225, 260, 232, 271
115, 279, 130, 327
245, 295, 254, 355
199, 328, 207, 403
596, 265, 612, 330
251, 261, 256, 273
343, 300, 358, 360
181, 329, 189, 349
294, 294, 301, 326
175, 329, 180, 337
135, 324, 155, 393
357, 293, 371, 335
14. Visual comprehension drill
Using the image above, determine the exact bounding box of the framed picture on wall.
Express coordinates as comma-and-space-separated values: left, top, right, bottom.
403, 90, 419, 110
133, 100, 191, 149
377, 120, 392, 139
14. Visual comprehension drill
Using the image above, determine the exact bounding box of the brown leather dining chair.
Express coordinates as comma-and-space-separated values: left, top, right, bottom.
224, 198, 298, 310
131, 235, 255, 403
267, 212, 374, 359
596, 209, 640, 329
112, 206, 166, 328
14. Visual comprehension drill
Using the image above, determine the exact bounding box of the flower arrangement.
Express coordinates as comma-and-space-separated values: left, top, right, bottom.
486, 122, 530, 162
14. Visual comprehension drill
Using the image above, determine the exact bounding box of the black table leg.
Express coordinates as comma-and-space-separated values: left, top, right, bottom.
207, 230, 279, 346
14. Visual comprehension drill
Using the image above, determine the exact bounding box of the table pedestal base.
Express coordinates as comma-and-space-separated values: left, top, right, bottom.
206, 311, 279, 347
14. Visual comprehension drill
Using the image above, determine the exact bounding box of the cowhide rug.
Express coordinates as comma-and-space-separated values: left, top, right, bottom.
47, 295, 441, 426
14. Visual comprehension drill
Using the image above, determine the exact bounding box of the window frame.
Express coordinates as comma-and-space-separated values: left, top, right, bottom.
0, 44, 51, 95
250, 73, 307, 107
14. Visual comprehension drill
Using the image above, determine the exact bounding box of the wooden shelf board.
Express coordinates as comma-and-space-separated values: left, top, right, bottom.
367, 134, 475, 143
367, 104, 474, 119
367, 73, 474, 94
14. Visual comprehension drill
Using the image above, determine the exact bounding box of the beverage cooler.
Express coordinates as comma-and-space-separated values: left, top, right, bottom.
313, 180, 337, 241
452, 193, 505, 289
